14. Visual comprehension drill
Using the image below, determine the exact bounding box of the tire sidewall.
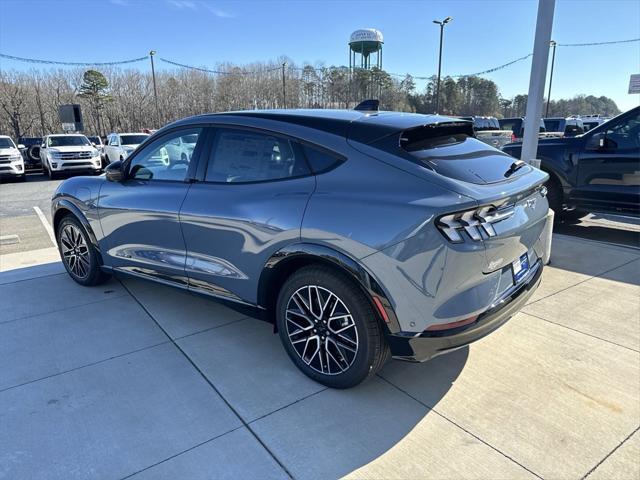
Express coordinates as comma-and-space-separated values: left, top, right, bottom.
56, 216, 100, 286
276, 267, 377, 388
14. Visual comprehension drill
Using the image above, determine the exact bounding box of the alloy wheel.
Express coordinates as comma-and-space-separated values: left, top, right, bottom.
285, 285, 359, 375
60, 224, 91, 279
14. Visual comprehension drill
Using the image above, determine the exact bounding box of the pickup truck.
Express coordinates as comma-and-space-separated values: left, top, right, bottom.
502, 106, 640, 220
499, 117, 547, 141
460, 116, 514, 149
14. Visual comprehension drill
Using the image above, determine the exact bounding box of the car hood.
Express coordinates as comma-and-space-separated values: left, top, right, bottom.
49, 145, 94, 152
0, 147, 20, 155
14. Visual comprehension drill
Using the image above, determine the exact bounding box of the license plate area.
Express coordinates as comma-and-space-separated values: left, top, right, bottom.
512, 253, 530, 283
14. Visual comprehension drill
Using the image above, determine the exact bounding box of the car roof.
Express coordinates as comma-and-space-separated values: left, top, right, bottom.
171, 109, 465, 144
48, 133, 87, 137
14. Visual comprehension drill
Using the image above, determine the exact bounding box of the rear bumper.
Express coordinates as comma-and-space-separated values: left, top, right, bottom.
386, 259, 543, 362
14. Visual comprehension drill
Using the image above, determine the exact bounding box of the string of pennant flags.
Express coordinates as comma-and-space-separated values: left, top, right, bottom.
1, 37, 638, 79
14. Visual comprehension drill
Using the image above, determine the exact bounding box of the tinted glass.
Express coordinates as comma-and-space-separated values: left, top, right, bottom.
129, 128, 201, 181
206, 129, 310, 183
544, 120, 562, 132
498, 119, 522, 135
87, 136, 100, 144
48, 136, 90, 147
302, 145, 342, 173
0, 138, 16, 148
604, 111, 640, 150
120, 134, 149, 145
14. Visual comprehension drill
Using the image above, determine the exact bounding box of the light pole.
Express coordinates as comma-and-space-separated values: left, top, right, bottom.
433, 16, 452, 114
545, 40, 557, 118
149, 50, 160, 128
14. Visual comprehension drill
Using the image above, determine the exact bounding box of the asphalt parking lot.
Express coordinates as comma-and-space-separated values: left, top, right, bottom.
0, 171, 639, 479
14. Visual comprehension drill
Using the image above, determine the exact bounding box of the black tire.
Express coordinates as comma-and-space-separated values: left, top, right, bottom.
56, 215, 111, 286
276, 265, 390, 389
545, 177, 587, 222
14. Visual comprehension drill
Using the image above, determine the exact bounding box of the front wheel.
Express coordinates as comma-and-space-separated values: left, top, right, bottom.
546, 178, 587, 222
276, 265, 390, 389
56, 215, 110, 286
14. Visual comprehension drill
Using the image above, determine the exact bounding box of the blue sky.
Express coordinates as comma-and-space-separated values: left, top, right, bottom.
1, 0, 639, 111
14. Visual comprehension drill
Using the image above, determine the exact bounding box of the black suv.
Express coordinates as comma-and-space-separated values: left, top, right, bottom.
17, 137, 43, 170
503, 106, 640, 219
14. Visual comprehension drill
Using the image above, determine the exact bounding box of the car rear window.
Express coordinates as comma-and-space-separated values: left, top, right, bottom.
121, 135, 149, 145
400, 122, 474, 152
544, 120, 562, 132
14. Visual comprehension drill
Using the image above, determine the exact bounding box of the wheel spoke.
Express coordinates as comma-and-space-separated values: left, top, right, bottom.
285, 284, 359, 376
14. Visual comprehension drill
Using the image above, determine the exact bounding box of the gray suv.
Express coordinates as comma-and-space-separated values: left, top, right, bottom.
52, 109, 552, 388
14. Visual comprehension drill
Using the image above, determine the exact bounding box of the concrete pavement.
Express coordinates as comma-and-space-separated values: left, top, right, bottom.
0, 233, 638, 479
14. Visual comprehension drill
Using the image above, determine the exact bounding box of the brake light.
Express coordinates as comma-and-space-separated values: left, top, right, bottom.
511, 133, 517, 143
437, 205, 515, 243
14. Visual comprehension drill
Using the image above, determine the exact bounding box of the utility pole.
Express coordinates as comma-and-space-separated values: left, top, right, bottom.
433, 16, 452, 114
545, 40, 557, 117
281, 62, 287, 108
149, 50, 160, 128
521, 0, 556, 163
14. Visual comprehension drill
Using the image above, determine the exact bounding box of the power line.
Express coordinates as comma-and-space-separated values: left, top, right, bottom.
0, 52, 148, 66
1, 36, 637, 76
159, 57, 281, 75
557, 37, 640, 47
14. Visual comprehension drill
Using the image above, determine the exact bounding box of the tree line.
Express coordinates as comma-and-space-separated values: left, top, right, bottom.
0, 58, 622, 139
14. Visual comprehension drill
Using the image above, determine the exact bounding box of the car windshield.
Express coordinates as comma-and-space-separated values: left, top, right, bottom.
48, 136, 90, 147
121, 135, 148, 145
0, 138, 16, 148
87, 136, 100, 144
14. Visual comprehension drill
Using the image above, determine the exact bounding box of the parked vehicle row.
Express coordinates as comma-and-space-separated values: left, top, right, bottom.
460, 116, 514, 149
0, 131, 152, 181
502, 106, 639, 220
52, 106, 552, 388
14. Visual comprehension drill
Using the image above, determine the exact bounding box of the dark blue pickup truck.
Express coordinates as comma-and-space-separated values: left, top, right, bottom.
502, 106, 640, 220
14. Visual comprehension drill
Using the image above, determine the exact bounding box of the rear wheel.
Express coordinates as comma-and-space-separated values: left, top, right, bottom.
56, 215, 110, 286
276, 265, 390, 389
545, 177, 587, 222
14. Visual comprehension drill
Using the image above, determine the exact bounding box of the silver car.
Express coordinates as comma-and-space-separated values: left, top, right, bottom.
52, 108, 552, 388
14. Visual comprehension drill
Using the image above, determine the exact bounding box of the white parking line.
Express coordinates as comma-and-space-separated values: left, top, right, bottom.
33, 206, 57, 246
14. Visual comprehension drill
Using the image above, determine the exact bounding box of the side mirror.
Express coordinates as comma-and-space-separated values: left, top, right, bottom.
586, 132, 606, 150
41, 144, 46, 149
17, 144, 25, 149
105, 160, 125, 182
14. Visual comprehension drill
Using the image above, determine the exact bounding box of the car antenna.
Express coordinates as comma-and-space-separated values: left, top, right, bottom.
354, 99, 379, 112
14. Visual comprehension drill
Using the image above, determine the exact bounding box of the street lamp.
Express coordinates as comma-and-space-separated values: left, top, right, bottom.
545, 40, 557, 118
149, 50, 160, 128
433, 16, 453, 114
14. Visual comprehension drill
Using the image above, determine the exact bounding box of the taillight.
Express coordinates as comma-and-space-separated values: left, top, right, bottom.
511, 133, 517, 143
436, 205, 515, 243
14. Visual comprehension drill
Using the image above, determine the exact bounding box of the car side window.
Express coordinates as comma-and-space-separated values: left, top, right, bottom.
128, 128, 202, 182
604, 112, 640, 150
301, 144, 343, 173
205, 129, 310, 183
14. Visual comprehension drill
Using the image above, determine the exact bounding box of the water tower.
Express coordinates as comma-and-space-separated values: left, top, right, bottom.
349, 28, 383, 70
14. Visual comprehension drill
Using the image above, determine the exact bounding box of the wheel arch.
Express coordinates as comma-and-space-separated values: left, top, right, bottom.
257, 243, 400, 334
52, 198, 101, 253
